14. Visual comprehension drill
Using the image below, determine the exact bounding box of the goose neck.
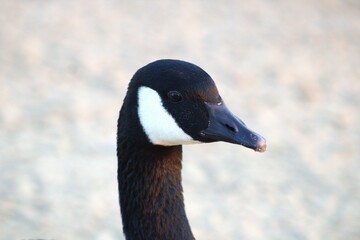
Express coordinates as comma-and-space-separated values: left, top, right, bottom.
117, 144, 194, 240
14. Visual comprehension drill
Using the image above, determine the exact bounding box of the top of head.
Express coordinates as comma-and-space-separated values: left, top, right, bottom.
130, 59, 221, 103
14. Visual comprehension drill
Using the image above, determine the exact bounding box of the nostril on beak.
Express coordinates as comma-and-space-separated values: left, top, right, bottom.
224, 123, 238, 133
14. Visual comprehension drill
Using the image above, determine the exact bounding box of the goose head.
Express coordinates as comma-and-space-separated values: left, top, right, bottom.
120, 59, 266, 152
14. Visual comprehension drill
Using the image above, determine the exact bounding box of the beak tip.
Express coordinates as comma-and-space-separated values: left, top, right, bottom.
255, 139, 267, 152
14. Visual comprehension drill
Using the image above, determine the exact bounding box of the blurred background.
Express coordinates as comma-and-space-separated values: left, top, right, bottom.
1, 0, 359, 239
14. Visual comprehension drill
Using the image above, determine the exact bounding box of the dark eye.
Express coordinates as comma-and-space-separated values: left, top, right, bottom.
167, 91, 183, 103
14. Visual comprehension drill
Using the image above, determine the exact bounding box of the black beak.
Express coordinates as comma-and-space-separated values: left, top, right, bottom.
200, 102, 266, 152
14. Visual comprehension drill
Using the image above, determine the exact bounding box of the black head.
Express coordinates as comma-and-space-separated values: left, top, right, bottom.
118, 59, 266, 152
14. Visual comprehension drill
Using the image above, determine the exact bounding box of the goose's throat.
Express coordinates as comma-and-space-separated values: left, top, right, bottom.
117, 145, 194, 240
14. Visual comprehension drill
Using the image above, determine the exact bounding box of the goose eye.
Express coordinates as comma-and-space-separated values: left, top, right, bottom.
167, 91, 183, 103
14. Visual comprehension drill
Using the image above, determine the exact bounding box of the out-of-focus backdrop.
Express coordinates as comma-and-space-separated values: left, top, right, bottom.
1, 1, 359, 239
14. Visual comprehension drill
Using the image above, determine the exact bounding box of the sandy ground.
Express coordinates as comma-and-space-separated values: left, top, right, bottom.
1, 0, 359, 239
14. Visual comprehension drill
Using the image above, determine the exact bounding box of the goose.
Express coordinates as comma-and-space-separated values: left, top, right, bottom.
117, 59, 266, 240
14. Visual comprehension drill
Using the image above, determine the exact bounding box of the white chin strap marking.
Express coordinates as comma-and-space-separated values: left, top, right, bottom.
138, 86, 200, 146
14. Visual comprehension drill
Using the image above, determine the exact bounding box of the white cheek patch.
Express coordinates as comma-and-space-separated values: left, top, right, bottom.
137, 86, 200, 146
